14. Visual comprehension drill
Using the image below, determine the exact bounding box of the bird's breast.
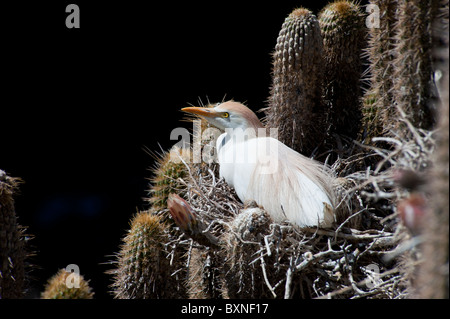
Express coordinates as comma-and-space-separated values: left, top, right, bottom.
216, 135, 334, 227
217, 136, 280, 202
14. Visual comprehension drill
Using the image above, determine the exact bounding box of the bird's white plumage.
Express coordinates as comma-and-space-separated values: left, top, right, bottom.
217, 132, 335, 227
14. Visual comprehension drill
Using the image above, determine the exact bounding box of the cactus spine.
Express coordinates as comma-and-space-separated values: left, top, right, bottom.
41, 269, 94, 299
265, 8, 327, 157
319, 1, 365, 143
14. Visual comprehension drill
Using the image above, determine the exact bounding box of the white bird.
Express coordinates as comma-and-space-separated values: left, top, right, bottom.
182, 101, 335, 228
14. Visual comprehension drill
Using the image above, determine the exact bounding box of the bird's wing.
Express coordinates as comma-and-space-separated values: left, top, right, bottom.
219, 136, 335, 227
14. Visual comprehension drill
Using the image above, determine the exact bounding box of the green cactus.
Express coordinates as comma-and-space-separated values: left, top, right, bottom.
390, 0, 439, 134
0, 170, 28, 299
109, 211, 187, 298
319, 1, 366, 143
361, 0, 398, 143
265, 8, 327, 157
146, 146, 190, 216
41, 269, 94, 299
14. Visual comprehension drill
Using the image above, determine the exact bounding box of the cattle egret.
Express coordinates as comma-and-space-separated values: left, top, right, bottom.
182, 101, 336, 227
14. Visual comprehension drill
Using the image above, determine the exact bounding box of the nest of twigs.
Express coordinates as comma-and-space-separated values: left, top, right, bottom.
158, 104, 435, 299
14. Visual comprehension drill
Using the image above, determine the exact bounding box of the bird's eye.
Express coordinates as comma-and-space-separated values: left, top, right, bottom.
222, 112, 230, 118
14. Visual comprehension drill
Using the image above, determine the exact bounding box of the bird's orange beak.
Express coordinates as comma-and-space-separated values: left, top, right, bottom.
181, 107, 218, 118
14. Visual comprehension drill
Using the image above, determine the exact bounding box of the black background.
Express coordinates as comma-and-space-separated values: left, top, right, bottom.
1, 0, 358, 299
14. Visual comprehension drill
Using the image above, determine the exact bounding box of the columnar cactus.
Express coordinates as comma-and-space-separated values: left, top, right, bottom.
146, 146, 190, 216
390, 0, 439, 134
109, 211, 187, 298
361, 0, 398, 143
319, 1, 365, 143
41, 269, 94, 299
265, 8, 327, 157
0, 170, 27, 299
